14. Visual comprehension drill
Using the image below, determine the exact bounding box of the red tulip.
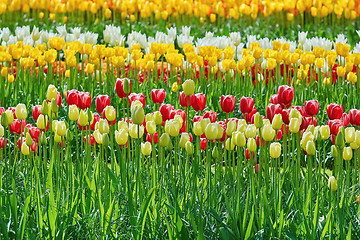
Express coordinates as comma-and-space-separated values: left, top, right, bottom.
159, 104, 174, 122
300, 116, 312, 131
200, 138, 207, 150
9, 119, 26, 135
203, 110, 217, 123
266, 103, 283, 122
193, 115, 203, 122
327, 119, 344, 135
246, 106, 257, 123
32, 105, 42, 121
0, 138, 7, 149
28, 126, 40, 141
304, 100, 319, 116
102, 109, 116, 126
91, 114, 101, 131
191, 93, 206, 112
96, 95, 110, 114
8, 107, 16, 119
151, 89, 166, 104
146, 132, 159, 144
220, 95, 235, 113
78, 92, 91, 110
240, 96, 254, 114
218, 121, 226, 142
270, 94, 279, 104
0, 107, 5, 116
341, 113, 350, 127
115, 78, 131, 98
277, 85, 294, 109
281, 109, 291, 125
255, 164, 259, 174
326, 103, 343, 120
292, 105, 308, 117
349, 109, 360, 126
47, 92, 62, 108
179, 92, 193, 108
256, 135, 265, 147
84, 134, 95, 146
128, 93, 145, 108
66, 89, 79, 106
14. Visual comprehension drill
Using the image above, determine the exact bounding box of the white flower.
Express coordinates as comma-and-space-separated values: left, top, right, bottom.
71, 27, 81, 39
353, 42, 360, 53
40, 30, 49, 44
321, 61, 329, 73
335, 34, 347, 44
205, 32, 214, 39
56, 25, 67, 38
181, 26, 191, 37
259, 37, 271, 49
298, 31, 308, 45
8, 35, 17, 45
177, 34, 194, 48
23, 36, 34, 47
1, 27, 10, 42
303, 39, 312, 51
15, 26, 30, 42
229, 32, 241, 46
32, 26, 40, 42
246, 35, 258, 48
167, 27, 177, 42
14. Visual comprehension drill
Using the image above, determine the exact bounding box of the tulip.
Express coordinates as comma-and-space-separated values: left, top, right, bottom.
21, 142, 30, 155
193, 121, 203, 136
55, 121, 67, 137
289, 108, 302, 120
115, 129, 128, 146
335, 129, 345, 148
151, 89, 166, 104
341, 113, 349, 127
37, 115, 48, 130
200, 118, 211, 132
272, 114, 283, 130
179, 133, 190, 148
146, 121, 156, 135
182, 79, 195, 96
104, 106, 116, 122
225, 138, 235, 151
191, 93, 206, 112
270, 94, 279, 104
141, 142, 152, 155
245, 124, 257, 139
185, 141, 194, 155
289, 118, 301, 133
240, 97, 254, 114
349, 109, 360, 126
200, 138, 207, 150
116, 78, 132, 98
128, 93, 145, 108
66, 89, 79, 106
350, 141, 359, 150
203, 110, 217, 123
226, 120, 237, 136
78, 110, 89, 127
205, 123, 218, 140
356, 130, 360, 146
15, 104, 27, 120
3, 109, 14, 126
319, 125, 330, 140
216, 124, 225, 140
165, 120, 181, 137
306, 141, 316, 155
131, 105, 145, 125
98, 119, 110, 134
277, 85, 294, 109
234, 132, 246, 147
129, 124, 144, 139
32, 105, 42, 121
247, 138, 257, 152
262, 124, 276, 141
159, 104, 174, 122
254, 112, 263, 128
93, 130, 103, 145
179, 91, 193, 107
159, 133, 171, 147
345, 127, 355, 143
266, 103, 283, 122
304, 100, 319, 116
0, 125, 3, 137
220, 95, 235, 113
327, 119, 344, 136
153, 111, 163, 125
327, 103, 343, 120
78, 92, 91, 110
95, 95, 110, 114
328, 176, 338, 191
47, 84, 58, 101
270, 142, 281, 158
68, 105, 80, 121
343, 147, 353, 160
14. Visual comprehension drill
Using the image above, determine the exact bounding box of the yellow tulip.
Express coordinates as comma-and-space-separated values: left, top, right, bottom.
270, 142, 281, 158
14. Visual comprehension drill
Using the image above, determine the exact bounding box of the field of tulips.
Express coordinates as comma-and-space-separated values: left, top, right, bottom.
0, 5, 360, 239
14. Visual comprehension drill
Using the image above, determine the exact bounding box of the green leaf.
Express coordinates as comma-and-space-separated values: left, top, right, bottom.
320, 207, 333, 240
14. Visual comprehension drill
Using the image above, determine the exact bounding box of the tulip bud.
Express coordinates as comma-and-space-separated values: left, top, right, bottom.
270, 142, 281, 158
335, 130, 344, 148
15, 103, 27, 120
47, 84, 58, 101
51, 99, 58, 114
129, 124, 144, 139
328, 176, 338, 191
212, 146, 219, 159
345, 127, 355, 143
272, 114, 283, 130
179, 133, 190, 148
234, 132, 246, 147
225, 138, 235, 151
131, 106, 145, 125
289, 118, 301, 133
103, 134, 110, 146
123, 78, 131, 94
115, 129, 128, 145
153, 111, 162, 125
79, 110, 89, 127
306, 140, 316, 155
350, 141, 359, 150
105, 106, 116, 122
68, 105, 79, 121
226, 120, 237, 136
319, 125, 330, 140
0, 125, 3, 137
141, 142, 152, 155
205, 123, 218, 140
66, 130, 73, 141
26, 132, 33, 146
88, 110, 94, 124
1, 112, 8, 127
21, 142, 30, 155
182, 79, 195, 96
41, 100, 49, 116
247, 138, 257, 152
193, 121, 203, 136
245, 124, 257, 139
159, 133, 171, 147
262, 124, 276, 141
37, 114, 48, 130
254, 112, 263, 128
146, 121, 156, 135
54, 133, 62, 143
39, 132, 47, 145
56, 121, 67, 136
331, 145, 339, 158
343, 147, 353, 160
185, 141, 194, 155
200, 118, 210, 132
